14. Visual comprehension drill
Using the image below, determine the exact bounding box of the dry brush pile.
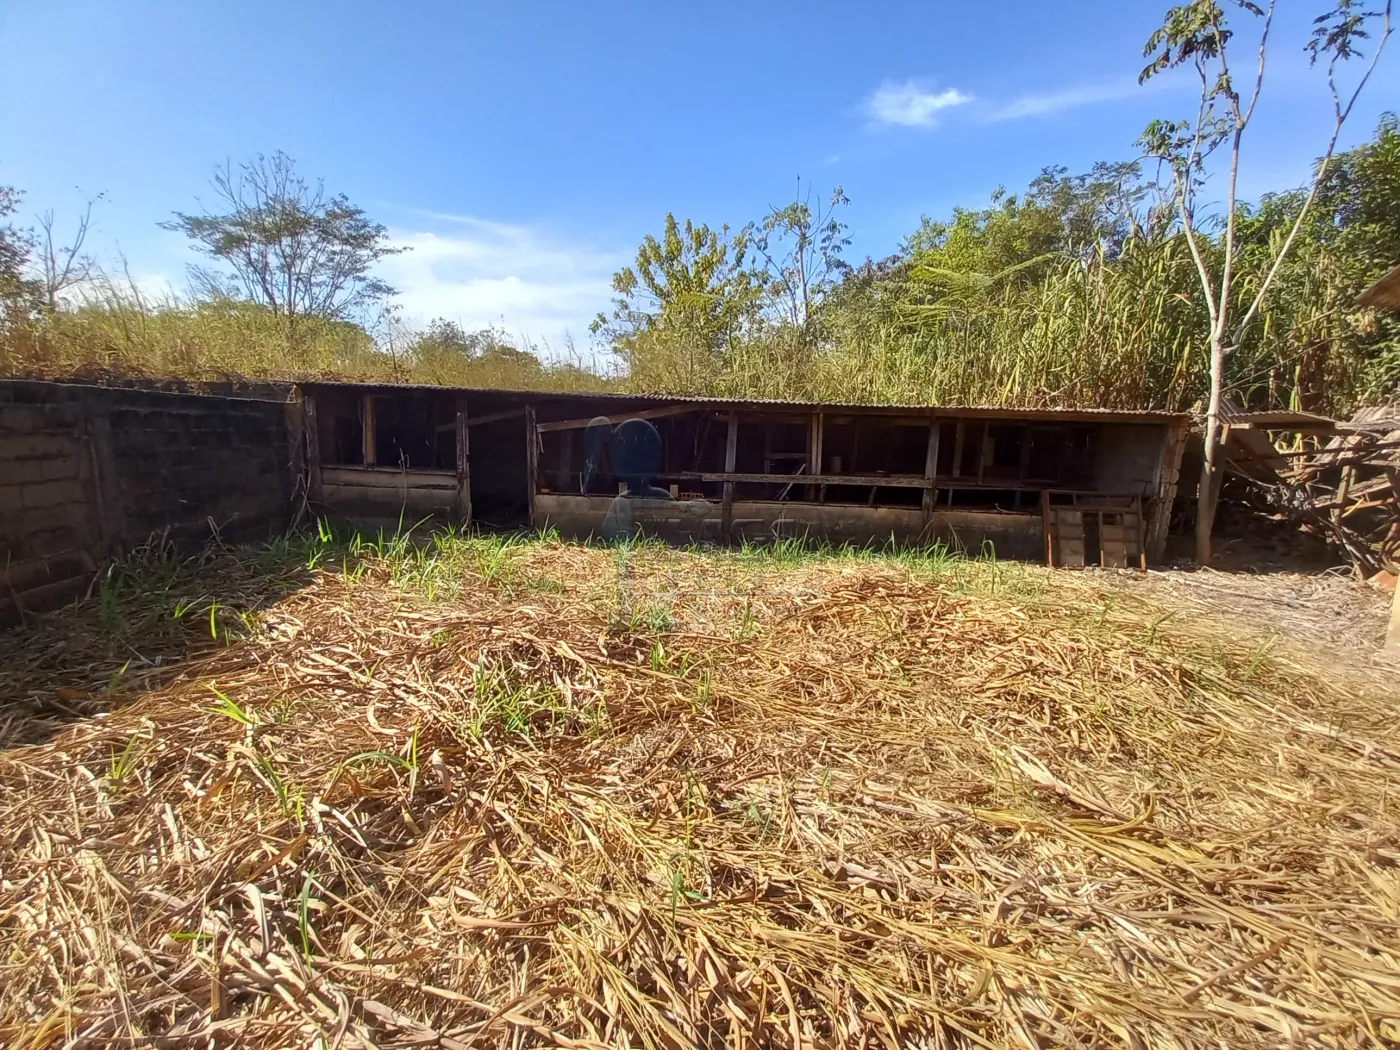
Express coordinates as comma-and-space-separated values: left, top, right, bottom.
2, 536, 1399, 1049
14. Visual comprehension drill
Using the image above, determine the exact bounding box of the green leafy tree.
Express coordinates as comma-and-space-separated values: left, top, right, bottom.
592, 214, 762, 392
163, 152, 405, 327
0, 184, 39, 325
747, 182, 851, 334
1137, 0, 1392, 565
408, 318, 546, 387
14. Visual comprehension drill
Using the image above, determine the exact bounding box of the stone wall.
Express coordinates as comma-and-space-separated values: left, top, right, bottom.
0, 380, 296, 626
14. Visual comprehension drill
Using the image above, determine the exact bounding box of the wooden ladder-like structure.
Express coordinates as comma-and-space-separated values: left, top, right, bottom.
1041, 492, 1146, 569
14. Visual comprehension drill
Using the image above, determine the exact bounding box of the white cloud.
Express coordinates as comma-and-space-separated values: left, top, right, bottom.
374, 216, 621, 355
865, 80, 973, 128
988, 80, 1149, 121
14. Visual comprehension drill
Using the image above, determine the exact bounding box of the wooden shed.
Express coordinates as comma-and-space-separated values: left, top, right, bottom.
298, 383, 1191, 566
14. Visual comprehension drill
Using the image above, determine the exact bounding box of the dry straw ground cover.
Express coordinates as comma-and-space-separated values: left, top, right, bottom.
2, 530, 1399, 1049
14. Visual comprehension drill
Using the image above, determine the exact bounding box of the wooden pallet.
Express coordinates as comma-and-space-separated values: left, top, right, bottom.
1042, 493, 1145, 569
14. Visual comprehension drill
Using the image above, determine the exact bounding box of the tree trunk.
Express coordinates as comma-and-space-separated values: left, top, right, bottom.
1195, 337, 1226, 566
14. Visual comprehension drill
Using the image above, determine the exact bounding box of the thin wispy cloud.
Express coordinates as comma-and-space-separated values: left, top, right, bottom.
865, 80, 973, 128
988, 79, 1153, 121
374, 215, 621, 353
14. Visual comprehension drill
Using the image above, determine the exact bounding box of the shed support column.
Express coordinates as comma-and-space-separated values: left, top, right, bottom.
304, 395, 322, 507
721, 412, 738, 538
921, 417, 940, 525
810, 411, 823, 503
1146, 418, 1189, 564
455, 399, 471, 526
361, 394, 376, 466
525, 404, 538, 530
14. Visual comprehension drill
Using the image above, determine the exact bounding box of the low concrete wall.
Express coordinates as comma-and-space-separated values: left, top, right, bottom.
1, 380, 295, 626
534, 494, 1044, 559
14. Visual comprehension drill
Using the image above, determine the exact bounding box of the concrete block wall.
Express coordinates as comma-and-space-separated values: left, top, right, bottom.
1, 380, 295, 626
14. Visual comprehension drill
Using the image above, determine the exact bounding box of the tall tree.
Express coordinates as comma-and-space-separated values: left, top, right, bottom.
163, 152, 404, 326
1138, 0, 1392, 566
592, 214, 762, 391
747, 182, 851, 338
36, 192, 102, 312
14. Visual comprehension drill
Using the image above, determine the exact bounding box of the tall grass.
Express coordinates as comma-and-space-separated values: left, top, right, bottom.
1, 274, 620, 392
2, 235, 1382, 413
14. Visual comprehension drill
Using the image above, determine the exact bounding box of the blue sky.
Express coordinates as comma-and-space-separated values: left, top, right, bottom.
2, 0, 1396, 351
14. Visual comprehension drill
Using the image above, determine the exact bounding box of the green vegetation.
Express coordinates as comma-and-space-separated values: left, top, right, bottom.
2, 5, 1397, 424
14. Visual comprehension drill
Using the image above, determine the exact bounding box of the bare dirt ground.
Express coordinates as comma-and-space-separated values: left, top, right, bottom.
1097, 564, 1399, 690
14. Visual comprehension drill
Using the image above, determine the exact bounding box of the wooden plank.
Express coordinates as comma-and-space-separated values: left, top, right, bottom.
525, 404, 538, 529
361, 394, 376, 466
321, 466, 457, 489
320, 485, 456, 511
536, 403, 707, 433
922, 418, 940, 520
975, 421, 987, 485
721, 412, 738, 537
304, 394, 322, 505
455, 399, 471, 525
951, 420, 966, 479
667, 471, 931, 488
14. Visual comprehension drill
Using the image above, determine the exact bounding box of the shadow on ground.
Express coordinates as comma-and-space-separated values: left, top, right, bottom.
0, 539, 318, 750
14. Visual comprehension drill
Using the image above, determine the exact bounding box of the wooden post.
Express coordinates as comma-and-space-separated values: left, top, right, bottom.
525, 404, 538, 530
975, 422, 987, 486
455, 399, 471, 526
921, 417, 940, 522
721, 411, 738, 538
1040, 489, 1053, 566
360, 394, 376, 466
810, 411, 823, 504
304, 394, 322, 506
951, 420, 966, 479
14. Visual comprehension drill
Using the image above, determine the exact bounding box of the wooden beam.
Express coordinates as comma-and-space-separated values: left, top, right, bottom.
721, 412, 738, 537
456, 399, 471, 525
525, 405, 538, 529
466, 407, 528, 428
304, 394, 322, 504
361, 394, 376, 466
975, 422, 987, 485
951, 420, 966, 479
669, 471, 932, 488
922, 418, 940, 521
536, 403, 707, 433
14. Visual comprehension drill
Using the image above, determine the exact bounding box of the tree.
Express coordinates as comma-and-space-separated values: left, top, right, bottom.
0, 184, 38, 324
747, 182, 851, 338
592, 214, 762, 392
163, 152, 404, 327
1138, 0, 1392, 565
36, 192, 102, 312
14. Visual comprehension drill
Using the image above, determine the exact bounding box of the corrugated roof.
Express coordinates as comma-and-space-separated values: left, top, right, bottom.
1220, 407, 1338, 428
298, 379, 1190, 423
